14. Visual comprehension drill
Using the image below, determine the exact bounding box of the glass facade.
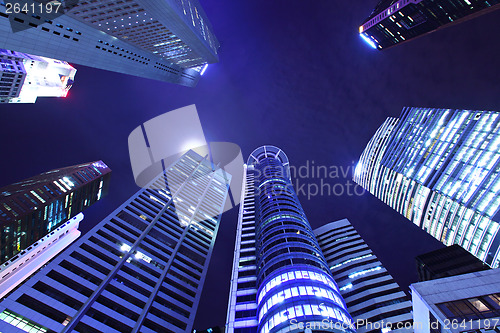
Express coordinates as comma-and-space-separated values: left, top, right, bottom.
354, 107, 500, 269
416, 244, 490, 281
411, 268, 500, 333
66, 0, 218, 69
0, 161, 111, 265
0, 150, 231, 333
359, 0, 500, 49
226, 146, 354, 333
0, 0, 217, 86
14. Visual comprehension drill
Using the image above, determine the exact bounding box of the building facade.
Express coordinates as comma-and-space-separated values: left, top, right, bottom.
314, 219, 413, 333
416, 244, 490, 282
0, 161, 111, 298
354, 107, 500, 268
0, 0, 219, 86
0, 48, 76, 103
226, 146, 354, 333
359, 0, 500, 50
0, 150, 231, 333
411, 268, 500, 333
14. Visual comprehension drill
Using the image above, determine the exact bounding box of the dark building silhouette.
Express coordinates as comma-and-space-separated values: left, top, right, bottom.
0, 161, 111, 297
359, 0, 500, 50
0, 161, 111, 264
416, 244, 490, 281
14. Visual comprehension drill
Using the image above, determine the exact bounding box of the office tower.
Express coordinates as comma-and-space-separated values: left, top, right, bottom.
411, 268, 500, 333
0, 0, 219, 86
0, 150, 231, 333
359, 0, 500, 50
314, 219, 413, 333
0, 48, 76, 103
0, 161, 111, 298
354, 107, 500, 268
416, 244, 490, 282
226, 146, 354, 333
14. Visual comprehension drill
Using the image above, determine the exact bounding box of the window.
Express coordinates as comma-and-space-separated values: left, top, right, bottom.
438, 294, 500, 320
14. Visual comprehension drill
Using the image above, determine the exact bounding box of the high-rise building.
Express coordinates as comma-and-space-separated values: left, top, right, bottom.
0, 150, 231, 333
314, 219, 413, 333
0, 161, 111, 298
416, 244, 490, 282
0, 48, 76, 103
359, 0, 500, 50
0, 0, 219, 86
411, 268, 500, 333
226, 146, 354, 333
354, 107, 500, 268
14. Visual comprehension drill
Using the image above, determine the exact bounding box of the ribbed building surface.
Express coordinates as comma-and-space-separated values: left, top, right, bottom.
0, 0, 219, 86
226, 146, 354, 333
354, 107, 500, 268
359, 0, 500, 50
0, 150, 231, 333
315, 219, 413, 333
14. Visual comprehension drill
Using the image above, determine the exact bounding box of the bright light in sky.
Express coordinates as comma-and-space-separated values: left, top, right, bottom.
200, 64, 208, 75
360, 33, 377, 49
181, 139, 206, 153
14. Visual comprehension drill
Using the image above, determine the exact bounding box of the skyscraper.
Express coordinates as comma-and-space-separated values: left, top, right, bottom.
0, 0, 219, 86
0, 161, 111, 298
354, 107, 500, 268
0, 150, 231, 333
314, 219, 413, 333
359, 0, 500, 50
415, 244, 490, 281
0, 48, 76, 103
226, 146, 354, 333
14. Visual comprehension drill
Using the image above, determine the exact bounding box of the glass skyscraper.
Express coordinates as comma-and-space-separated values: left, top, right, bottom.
0, 161, 111, 298
359, 0, 500, 50
0, 0, 219, 86
314, 219, 413, 333
354, 107, 500, 268
0, 48, 76, 103
226, 146, 354, 333
0, 150, 231, 333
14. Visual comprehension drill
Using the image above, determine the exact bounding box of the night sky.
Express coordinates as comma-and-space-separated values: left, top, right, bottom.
1, 0, 500, 330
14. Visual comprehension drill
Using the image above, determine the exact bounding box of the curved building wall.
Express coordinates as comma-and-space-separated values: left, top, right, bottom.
250, 146, 354, 333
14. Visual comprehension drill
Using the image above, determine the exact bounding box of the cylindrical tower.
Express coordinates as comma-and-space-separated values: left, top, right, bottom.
248, 146, 354, 333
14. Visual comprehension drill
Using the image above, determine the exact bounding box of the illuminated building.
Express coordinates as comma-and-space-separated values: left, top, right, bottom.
354, 107, 500, 268
315, 219, 413, 333
411, 268, 500, 333
226, 146, 354, 333
359, 0, 500, 50
416, 244, 490, 282
0, 49, 76, 103
0, 161, 111, 298
0, 0, 219, 86
0, 150, 231, 333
